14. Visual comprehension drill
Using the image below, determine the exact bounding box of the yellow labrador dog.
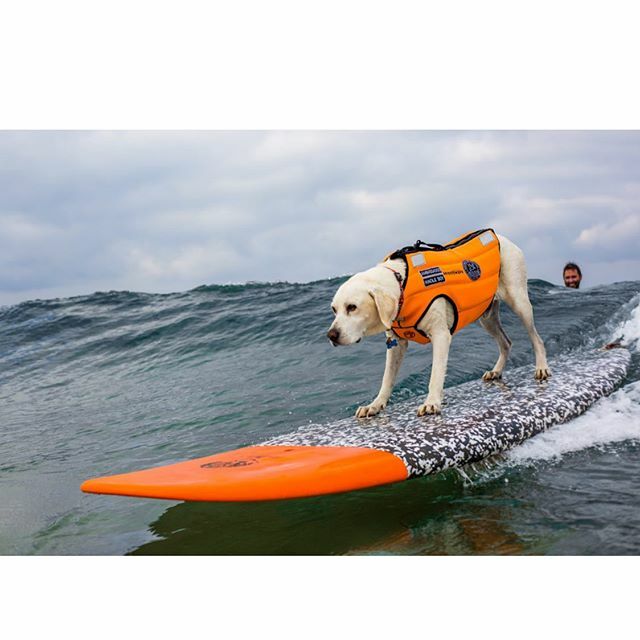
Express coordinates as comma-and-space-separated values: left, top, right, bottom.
326, 232, 550, 418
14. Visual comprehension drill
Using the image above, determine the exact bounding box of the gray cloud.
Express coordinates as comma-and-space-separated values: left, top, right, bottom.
1, 131, 639, 305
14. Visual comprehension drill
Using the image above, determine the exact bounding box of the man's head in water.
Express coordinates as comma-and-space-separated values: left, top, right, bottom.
563, 262, 582, 289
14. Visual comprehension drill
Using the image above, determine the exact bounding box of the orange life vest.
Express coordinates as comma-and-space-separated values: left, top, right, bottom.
384, 229, 501, 344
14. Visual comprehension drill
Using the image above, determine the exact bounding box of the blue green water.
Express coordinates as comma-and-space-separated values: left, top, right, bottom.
1, 278, 639, 554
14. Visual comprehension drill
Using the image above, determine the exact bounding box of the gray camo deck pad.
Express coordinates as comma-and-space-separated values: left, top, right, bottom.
262, 348, 630, 477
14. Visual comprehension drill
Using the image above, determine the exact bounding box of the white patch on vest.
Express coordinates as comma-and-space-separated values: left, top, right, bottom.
479, 231, 495, 246
411, 253, 426, 267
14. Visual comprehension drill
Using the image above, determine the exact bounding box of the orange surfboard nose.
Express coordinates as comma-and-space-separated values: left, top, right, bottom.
80, 445, 408, 502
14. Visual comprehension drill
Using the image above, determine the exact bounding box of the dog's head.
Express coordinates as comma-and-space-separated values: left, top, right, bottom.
326, 268, 399, 346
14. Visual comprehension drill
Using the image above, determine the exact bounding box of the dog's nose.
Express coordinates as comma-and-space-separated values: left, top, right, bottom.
327, 327, 340, 346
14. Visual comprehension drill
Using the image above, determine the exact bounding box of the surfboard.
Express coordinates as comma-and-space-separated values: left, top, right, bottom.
81, 346, 630, 502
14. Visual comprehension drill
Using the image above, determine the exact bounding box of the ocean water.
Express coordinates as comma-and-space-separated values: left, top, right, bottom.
0, 278, 639, 555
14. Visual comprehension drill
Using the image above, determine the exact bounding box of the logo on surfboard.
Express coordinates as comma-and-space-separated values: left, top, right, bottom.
201, 457, 264, 468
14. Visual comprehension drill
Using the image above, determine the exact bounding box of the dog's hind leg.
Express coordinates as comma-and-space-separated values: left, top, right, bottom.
505, 290, 550, 380
479, 298, 512, 380
496, 235, 550, 381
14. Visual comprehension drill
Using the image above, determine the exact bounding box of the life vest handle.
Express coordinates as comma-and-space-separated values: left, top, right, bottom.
413, 240, 445, 250
388, 240, 444, 260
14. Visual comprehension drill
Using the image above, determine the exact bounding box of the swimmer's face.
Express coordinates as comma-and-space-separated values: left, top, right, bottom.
563, 268, 581, 289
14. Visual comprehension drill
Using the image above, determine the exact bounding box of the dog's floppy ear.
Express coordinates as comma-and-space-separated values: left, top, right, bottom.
369, 287, 398, 329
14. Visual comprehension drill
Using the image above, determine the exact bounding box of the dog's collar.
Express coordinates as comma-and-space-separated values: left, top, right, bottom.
383, 265, 405, 323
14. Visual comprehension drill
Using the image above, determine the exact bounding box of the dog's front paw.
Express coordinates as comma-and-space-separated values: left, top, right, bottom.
482, 370, 502, 381
355, 400, 386, 418
534, 367, 551, 381
417, 401, 441, 416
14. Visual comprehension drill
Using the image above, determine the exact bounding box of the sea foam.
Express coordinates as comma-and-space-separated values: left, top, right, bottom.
506, 380, 640, 463
618, 294, 640, 349
506, 297, 640, 464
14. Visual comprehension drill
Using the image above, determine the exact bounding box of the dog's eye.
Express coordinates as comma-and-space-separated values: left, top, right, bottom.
346, 304, 357, 313
331, 305, 337, 314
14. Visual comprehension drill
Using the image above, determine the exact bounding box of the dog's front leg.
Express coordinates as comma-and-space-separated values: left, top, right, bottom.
417, 326, 451, 416
355, 338, 408, 418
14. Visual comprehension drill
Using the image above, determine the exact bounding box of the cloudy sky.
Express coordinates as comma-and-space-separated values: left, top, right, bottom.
1, 130, 639, 306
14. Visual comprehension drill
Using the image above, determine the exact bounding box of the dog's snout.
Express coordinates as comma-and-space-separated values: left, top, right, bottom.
327, 327, 340, 346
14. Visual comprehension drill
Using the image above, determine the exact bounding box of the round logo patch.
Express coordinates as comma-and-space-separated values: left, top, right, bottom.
463, 260, 481, 281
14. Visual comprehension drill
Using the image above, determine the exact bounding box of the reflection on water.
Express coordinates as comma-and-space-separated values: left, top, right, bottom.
130, 469, 539, 556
